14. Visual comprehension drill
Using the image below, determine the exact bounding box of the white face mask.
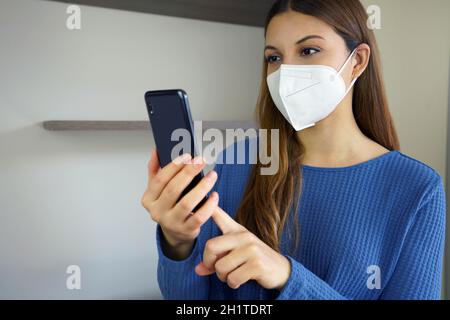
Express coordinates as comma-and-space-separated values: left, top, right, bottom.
267, 49, 358, 131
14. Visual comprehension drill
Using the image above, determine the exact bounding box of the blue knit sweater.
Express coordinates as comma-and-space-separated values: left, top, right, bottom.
156, 139, 446, 300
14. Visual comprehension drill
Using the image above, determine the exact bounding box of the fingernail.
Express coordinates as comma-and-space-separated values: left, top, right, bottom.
191, 156, 205, 167
206, 170, 217, 181
210, 192, 219, 203
174, 153, 192, 165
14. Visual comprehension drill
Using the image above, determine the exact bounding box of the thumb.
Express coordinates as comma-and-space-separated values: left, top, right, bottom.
195, 262, 215, 276
212, 206, 246, 234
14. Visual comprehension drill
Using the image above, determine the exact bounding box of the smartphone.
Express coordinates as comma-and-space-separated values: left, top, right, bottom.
144, 89, 207, 212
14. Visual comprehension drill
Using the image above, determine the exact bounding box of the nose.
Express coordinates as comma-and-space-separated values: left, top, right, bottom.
281, 57, 298, 65
282, 51, 307, 65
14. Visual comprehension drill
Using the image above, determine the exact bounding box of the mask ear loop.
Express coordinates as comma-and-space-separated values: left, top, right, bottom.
337, 48, 359, 96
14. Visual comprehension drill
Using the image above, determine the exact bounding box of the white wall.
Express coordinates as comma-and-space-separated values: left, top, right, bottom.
360, 0, 450, 176
0, 0, 263, 299
1, 0, 449, 299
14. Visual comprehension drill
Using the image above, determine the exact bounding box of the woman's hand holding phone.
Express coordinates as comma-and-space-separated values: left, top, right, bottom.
141, 150, 219, 260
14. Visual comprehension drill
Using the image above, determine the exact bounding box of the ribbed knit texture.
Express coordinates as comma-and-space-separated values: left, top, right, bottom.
156, 139, 446, 300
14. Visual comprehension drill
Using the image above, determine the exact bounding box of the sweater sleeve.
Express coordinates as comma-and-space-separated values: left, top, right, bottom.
380, 175, 446, 300
275, 175, 446, 300
156, 224, 208, 299
275, 256, 347, 300
156, 162, 224, 300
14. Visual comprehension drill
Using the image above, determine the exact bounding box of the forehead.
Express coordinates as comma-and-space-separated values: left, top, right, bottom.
265, 11, 337, 44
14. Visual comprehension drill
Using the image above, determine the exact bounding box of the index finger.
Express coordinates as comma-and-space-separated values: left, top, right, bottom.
212, 207, 246, 234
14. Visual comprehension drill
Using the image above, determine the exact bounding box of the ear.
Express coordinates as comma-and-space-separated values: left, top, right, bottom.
352, 43, 371, 79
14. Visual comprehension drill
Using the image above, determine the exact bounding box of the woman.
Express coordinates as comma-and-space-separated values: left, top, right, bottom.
141, 0, 446, 300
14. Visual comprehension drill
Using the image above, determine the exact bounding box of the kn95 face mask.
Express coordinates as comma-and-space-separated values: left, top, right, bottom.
267, 49, 359, 131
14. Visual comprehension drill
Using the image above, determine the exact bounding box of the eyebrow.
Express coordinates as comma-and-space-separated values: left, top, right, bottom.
264, 35, 325, 51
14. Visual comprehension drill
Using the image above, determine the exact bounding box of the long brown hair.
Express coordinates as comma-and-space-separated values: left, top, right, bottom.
235, 0, 400, 254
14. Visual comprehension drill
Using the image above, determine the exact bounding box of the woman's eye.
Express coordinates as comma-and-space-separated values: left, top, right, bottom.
266, 55, 281, 64
301, 48, 320, 56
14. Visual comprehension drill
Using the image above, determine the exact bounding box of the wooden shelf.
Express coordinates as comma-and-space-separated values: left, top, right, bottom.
47, 0, 274, 27
43, 120, 149, 131
42, 120, 257, 131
